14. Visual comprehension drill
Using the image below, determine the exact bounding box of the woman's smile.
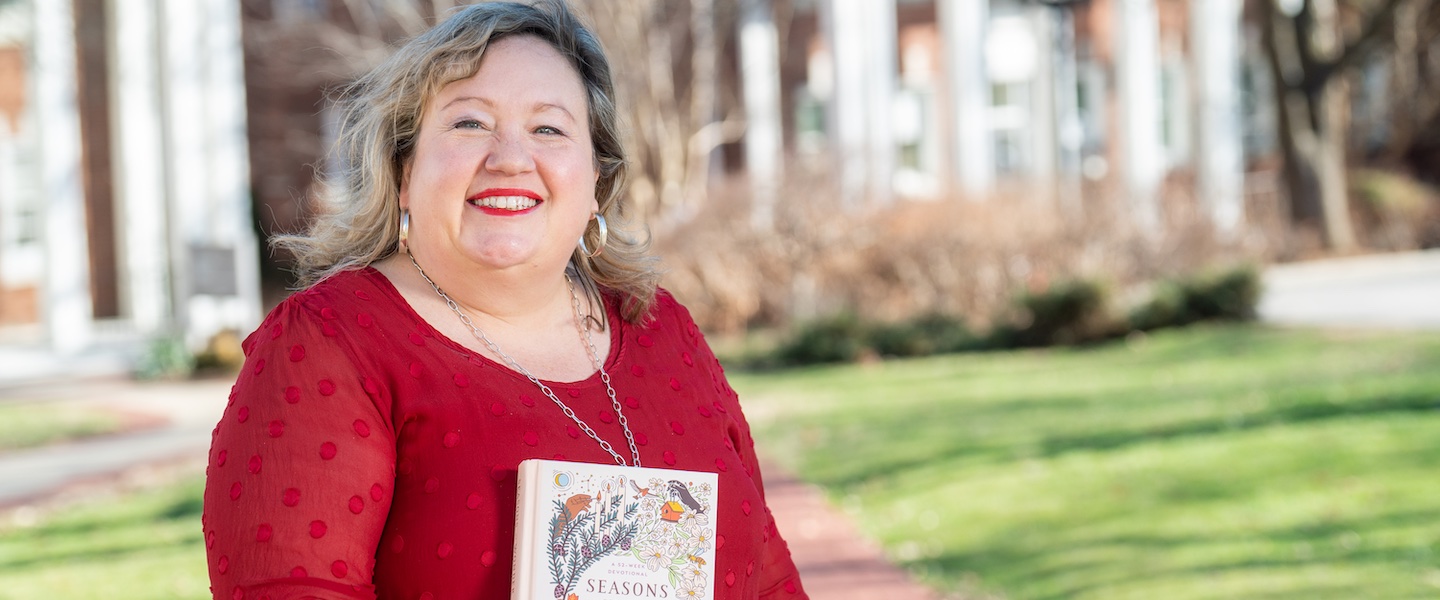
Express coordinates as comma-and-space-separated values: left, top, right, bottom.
468, 187, 543, 216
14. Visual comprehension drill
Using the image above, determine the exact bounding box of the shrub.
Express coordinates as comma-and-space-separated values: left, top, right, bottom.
1128, 281, 1188, 332
757, 267, 1259, 368
775, 313, 870, 366
1351, 169, 1438, 250
1128, 264, 1261, 330
868, 313, 977, 358
768, 312, 979, 366
991, 279, 1116, 348
1183, 265, 1261, 321
133, 335, 196, 380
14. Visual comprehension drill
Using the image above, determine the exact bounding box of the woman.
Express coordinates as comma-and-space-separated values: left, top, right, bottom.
201, 2, 808, 599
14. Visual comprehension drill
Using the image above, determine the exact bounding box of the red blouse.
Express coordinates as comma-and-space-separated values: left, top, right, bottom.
202, 268, 807, 600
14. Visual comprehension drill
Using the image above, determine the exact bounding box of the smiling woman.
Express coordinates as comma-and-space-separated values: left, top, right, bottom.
202, 2, 807, 599
395, 34, 599, 294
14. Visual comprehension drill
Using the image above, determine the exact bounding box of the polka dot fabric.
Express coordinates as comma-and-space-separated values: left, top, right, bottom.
203, 268, 807, 599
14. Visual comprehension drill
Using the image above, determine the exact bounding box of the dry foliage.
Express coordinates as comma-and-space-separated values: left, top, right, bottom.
579, 0, 743, 226
655, 171, 1274, 335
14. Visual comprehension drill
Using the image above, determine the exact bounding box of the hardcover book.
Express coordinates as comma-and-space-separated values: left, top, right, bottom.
512, 459, 719, 600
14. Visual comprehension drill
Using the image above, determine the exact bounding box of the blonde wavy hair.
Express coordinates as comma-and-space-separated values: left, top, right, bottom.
275, 0, 659, 323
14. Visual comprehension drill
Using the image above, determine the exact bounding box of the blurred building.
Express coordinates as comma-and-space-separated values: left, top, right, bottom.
740, 0, 1250, 233
233, 0, 1258, 237
0, 0, 1395, 374
0, 0, 260, 373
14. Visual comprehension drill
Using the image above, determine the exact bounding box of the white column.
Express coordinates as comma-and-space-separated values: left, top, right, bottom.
160, 0, 260, 348
109, 0, 172, 336
1027, 6, 1058, 183
203, 0, 262, 335
33, 0, 93, 353
740, 0, 783, 231
159, 0, 198, 341
939, 0, 993, 198
863, 0, 896, 205
1191, 0, 1245, 236
1115, 0, 1164, 230
826, 0, 869, 208
1051, 7, 1085, 214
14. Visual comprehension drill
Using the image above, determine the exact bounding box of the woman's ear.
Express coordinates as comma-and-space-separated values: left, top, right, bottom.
399, 161, 413, 210
590, 165, 601, 213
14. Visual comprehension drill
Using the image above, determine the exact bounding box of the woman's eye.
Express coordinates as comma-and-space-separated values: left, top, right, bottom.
535, 125, 563, 135
453, 119, 485, 130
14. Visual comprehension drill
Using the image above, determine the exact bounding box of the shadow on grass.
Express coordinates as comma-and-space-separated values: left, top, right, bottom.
3, 491, 201, 542
160, 493, 204, 521
912, 507, 1440, 600
0, 485, 204, 572
1038, 390, 1440, 458
0, 528, 204, 572
798, 387, 1440, 492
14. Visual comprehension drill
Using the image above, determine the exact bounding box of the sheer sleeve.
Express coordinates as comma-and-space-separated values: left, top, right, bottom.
202, 296, 396, 600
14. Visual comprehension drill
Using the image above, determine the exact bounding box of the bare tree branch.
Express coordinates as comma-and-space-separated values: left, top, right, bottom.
1304, 0, 1407, 93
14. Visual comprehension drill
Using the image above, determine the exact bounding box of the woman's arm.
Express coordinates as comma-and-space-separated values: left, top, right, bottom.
202, 298, 396, 600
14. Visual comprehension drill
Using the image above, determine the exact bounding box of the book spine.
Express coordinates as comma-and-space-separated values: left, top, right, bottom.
511, 459, 539, 600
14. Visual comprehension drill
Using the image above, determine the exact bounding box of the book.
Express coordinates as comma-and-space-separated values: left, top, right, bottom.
512, 458, 719, 600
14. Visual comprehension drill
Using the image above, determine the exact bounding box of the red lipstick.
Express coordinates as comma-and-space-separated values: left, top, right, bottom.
467, 188, 543, 216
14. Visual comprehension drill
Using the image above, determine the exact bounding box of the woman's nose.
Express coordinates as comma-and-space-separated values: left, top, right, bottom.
484, 133, 535, 175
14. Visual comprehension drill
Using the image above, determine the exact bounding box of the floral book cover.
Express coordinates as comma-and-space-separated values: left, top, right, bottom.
512, 459, 719, 600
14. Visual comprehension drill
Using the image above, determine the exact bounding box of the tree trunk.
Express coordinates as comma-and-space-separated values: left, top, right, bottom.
1308, 0, 1356, 251
1260, 0, 1358, 251
685, 0, 717, 216
1316, 78, 1356, 250
1263, 2, 1323, 233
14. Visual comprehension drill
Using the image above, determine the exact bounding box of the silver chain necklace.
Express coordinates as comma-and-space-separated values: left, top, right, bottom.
408, 253, 642, 467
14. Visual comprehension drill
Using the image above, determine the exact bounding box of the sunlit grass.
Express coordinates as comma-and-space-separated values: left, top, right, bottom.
0, 403, 126, 452
0, 476, 209, 599
735, 325, 1440, 600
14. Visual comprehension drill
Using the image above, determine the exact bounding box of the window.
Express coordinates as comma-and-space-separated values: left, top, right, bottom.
0, 114, 43, 286
1159, 60, 1190, 166
989, 81, 1031, 175
792, 87, 828, 156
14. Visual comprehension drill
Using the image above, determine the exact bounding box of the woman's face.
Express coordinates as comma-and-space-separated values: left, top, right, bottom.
401, 34, 598, 278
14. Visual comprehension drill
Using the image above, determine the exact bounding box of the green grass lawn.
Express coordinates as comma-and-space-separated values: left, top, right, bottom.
0, 403, 126, 452
734, 325, 1440, 600
0, 475, 209, 599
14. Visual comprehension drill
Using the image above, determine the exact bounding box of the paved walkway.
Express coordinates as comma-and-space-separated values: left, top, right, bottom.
764, 468, 945, 599
0, 378, 230, 508
1258, 248, 1440, 330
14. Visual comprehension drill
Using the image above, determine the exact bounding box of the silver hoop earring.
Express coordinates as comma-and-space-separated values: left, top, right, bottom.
577, 213, 607, 259
398, 209, 411, 254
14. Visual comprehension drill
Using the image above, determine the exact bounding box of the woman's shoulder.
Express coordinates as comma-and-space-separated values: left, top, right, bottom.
625, 287, 707, 346
277, 267, 397, 316
299, 266, 390, 303
625, 286, 687, 326
243, 267, 393, 352
651, 287, 680, 312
